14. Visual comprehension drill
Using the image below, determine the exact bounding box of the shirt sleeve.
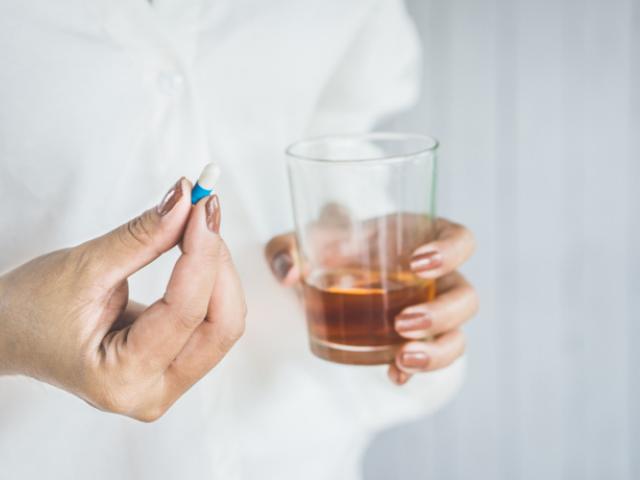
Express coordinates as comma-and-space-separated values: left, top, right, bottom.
305, 0, 422, 136
336, 357, 466, 435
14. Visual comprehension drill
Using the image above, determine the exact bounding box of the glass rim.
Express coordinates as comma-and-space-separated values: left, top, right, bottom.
285, 132, 439, 165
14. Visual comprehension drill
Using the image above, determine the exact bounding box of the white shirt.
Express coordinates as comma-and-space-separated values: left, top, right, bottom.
0, 1, 464, 478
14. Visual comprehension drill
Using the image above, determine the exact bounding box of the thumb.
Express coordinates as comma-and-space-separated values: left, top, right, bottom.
84, 178, 192, 284
265, 232, 300, 286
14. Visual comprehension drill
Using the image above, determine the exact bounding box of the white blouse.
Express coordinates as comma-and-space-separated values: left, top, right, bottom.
0, 0, 464, 478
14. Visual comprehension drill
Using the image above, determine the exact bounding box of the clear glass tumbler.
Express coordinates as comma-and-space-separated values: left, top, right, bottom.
286, 133, 439, 365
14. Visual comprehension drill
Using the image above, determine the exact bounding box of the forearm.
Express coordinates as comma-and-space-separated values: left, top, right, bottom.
0, 269, 37, 377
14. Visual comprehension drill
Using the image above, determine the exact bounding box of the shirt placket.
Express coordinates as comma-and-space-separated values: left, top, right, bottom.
103, 0, 207, 177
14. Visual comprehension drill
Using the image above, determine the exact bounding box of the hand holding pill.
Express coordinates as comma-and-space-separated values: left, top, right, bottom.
0, 168, 246, 421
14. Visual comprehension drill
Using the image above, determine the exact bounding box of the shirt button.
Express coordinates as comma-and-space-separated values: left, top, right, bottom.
157, 71, 185, 96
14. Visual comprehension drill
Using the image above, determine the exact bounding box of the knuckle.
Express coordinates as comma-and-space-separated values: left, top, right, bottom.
435, 333, 466, 370
232, 298, 249, 341
448, 219, 467, 234
217, 241, 234, 264
133, 405, 167, 423
85, 365, 143, 416
438, 218, 476, 251
450, 221, 476, 252
227, 323, 245, 346
93, 386, 137, 416
219, 317, 246, 351
232, 313, 247, 342
201, 241, 224, 265
90, 382, 168, 423
176, 308, 205, 330
434, 217, 451, 236
66, 244, 102, 280
161, 298, 205, 331
120, 210, 158, 250
456, 280, 479, 318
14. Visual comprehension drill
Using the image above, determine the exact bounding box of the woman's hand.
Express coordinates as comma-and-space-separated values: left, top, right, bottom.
0, 178, 246, 421
386, 218, 477, 385
265, 217, 477, 386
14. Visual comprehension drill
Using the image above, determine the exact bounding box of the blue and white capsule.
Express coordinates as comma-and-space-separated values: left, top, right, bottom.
191, 162, 221, 204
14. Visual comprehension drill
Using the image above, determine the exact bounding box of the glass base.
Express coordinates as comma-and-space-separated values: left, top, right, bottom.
309, 337, 399, 365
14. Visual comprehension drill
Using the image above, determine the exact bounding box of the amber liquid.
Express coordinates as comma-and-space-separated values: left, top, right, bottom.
303, 269, 435, 365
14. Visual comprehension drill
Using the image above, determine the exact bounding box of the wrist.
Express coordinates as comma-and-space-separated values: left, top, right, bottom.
0, 274, 20, 375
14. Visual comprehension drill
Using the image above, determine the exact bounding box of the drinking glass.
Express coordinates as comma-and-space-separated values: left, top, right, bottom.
286, 132, 439, 365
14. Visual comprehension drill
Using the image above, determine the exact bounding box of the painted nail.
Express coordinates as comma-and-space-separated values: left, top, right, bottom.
389, 367, 411, 386
271, 250, 293, 282
157, 178, 184, 216
400, 351, 430, 369
396, 370, 411, 385
395, 311, 432, 334
205, 194, 221, 233
410, 250, 443, 272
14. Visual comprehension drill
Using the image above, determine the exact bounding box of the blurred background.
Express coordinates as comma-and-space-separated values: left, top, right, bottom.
365, 0, 638, 479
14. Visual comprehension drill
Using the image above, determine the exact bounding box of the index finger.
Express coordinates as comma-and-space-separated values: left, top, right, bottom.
410, 218, 475, 279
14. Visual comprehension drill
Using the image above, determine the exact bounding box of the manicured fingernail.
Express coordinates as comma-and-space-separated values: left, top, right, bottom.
157, 178, 184, 216
400, 351, 430, 369
395, 311, 432, 334
388, 368, 411, 386
271, 250, 293, 281
205, 194, 221, 233
396, 370, 411, 385
410, 250, 443, 273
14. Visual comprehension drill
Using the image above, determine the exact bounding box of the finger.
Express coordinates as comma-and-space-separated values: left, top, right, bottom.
410, 218, 476, 280
387, 363, 412, 386
395, 272, 479, 340
124, 194, 223, 371
168, 240, 246, 388
84, 178, 193, 285
108, 300, 146, 332
265, 232, 300, 286
395, 329, 466, 374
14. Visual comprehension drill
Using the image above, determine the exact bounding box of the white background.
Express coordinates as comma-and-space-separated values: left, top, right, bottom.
365, 0, 639, 478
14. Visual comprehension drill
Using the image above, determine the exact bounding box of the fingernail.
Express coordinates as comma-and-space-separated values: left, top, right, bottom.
400, 351, 430, 369
157, 178, 184, 216
271, 250, 293, 281
395, 311, 432, 334
205, 194, 221, 233
410, 250, 443, 273
388, 368, 411, 386
396, 370, 411, 385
